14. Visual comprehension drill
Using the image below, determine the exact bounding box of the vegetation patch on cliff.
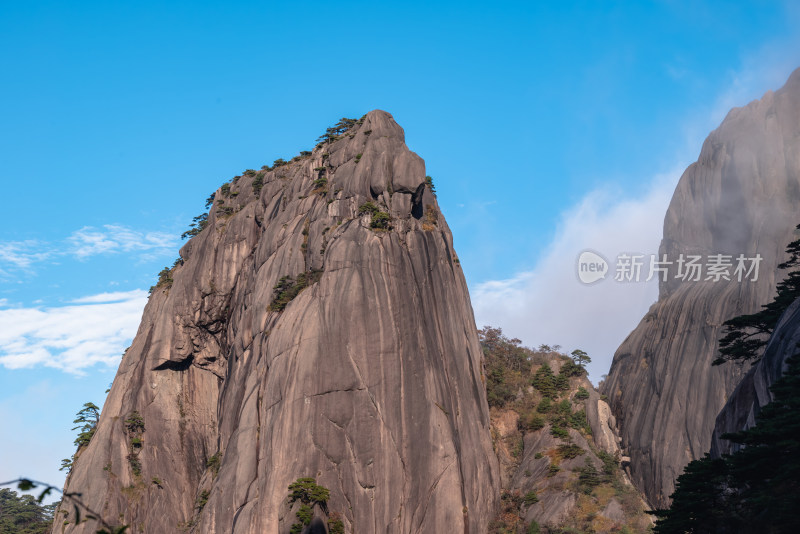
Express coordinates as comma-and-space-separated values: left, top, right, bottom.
206, 453, 221, 478
181, 212, 209, 239
124, 410, 145, 477
358, 201, 391, 231
481, 327, 651, 533
269, 270, 323, 312
315, 117, 361, 148
286, 478, 334, 533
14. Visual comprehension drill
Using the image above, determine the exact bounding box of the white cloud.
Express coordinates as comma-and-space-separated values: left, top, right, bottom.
0, 224, 179, 276
0, 289, 148, 374
471, 173, 679, 383
71, 291, 148, 304
68, 225, 178, 260
0, 241, 50, 269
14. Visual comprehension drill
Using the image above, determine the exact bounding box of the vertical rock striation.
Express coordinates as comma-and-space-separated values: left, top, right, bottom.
601, 68, 800, 507
56, 111, 499, 533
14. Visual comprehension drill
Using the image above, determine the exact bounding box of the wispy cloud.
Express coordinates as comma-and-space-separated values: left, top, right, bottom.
711, 44, 800, 126
0, 289, 148, 374
0, 224, 179, 275
70, 291, 147, 304
68, 225, 177, 260
0, 241, 51, 269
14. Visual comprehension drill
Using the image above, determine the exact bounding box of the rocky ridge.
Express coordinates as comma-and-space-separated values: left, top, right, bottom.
479, 329, 652, 533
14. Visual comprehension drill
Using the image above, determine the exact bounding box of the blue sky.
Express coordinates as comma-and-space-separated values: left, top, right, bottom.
2, 0, 799, 497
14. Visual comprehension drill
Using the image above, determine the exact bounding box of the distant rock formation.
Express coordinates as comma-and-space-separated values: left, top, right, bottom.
602, 68, 800, 507
56, 111, 499, 533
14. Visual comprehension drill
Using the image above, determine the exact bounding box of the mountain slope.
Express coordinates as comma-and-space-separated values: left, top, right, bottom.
478, 329, 652, 533
56, 111, 500, 533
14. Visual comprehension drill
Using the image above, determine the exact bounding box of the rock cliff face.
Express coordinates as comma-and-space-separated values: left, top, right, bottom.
601, 68, 800, 507
710, 297, 800, 457
56, 111, 500, 533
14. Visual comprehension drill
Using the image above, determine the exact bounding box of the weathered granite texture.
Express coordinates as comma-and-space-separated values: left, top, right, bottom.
601, 68, 800, 507
56, 111, 500, 533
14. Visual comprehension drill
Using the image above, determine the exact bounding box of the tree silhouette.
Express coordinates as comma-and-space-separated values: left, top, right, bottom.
714, 224, 800, 365
570, 349, 591, 369
72, 402, 100, 448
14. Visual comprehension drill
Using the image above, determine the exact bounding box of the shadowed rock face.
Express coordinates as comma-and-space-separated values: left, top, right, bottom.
57, 110, 500, 533
711, 297, 800, 457
601, 68, 800, 507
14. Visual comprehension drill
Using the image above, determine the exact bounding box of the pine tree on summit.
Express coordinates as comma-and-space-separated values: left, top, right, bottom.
571, 349, 591, 369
